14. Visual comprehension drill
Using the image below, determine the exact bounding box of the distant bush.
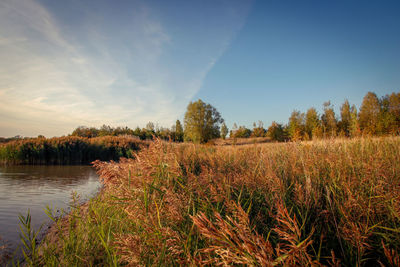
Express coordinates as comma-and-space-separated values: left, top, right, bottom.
267, 121, 288, 142
231, 126, 252, 138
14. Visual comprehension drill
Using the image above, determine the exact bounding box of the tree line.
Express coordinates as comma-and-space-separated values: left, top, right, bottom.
229, 91, 399, 142
59, 91, 400, 144
3, 91, 398, 146
70, 121, 184, 142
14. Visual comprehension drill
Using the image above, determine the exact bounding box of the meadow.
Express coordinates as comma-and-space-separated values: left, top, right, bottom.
12, 136, 400, 266
0, 136, 147, 165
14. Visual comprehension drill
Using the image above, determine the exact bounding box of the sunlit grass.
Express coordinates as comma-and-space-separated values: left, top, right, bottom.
19, 136, 400, 266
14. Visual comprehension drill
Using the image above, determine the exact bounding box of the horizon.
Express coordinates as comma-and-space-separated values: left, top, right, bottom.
1, 0, 399, 138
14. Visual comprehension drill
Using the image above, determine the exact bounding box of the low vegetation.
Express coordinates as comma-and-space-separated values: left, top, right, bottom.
18, 136, 400, 266
0, 136, 147, 165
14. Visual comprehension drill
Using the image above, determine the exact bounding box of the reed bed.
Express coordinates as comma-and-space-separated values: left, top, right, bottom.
0, 136, 147, 165
22, 136, 400, 266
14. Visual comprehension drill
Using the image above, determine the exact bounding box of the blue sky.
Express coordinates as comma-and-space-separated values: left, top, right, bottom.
0, 0, 399, 137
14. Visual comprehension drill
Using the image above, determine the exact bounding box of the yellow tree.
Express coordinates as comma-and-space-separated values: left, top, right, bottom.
359, 92, 380, 135
288, 110, 305, 141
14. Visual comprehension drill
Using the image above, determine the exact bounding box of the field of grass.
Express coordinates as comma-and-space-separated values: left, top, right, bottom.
0, 136, 147, 165
213, 136, 271, 146
15, 136, 400, 266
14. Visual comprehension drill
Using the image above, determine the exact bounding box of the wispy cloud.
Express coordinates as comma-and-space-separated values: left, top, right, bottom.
0, 0, 252, 137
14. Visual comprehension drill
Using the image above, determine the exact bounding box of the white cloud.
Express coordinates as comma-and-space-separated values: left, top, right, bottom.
0, 0, 251, 137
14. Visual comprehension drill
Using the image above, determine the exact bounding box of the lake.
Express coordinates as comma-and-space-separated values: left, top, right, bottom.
0, 165, 101, 263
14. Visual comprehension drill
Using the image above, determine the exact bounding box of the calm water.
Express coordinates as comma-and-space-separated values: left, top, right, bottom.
0, 165, 101, 261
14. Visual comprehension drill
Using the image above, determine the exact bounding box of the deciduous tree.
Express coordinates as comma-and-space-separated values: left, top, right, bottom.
349, 105, 360, 137
321, 101, 337, 137
184, 99, 224, 143
267, 121, 286, 142
339, 100, 351, 137
220, 122, 228, 139
359, 92, 380, 135
233, 126, 251, 138
288, 110, 305, 141
385, 92, 400, 134
175, 120, 184, 142
305, 107, 320, 139
251, 121, 266, 137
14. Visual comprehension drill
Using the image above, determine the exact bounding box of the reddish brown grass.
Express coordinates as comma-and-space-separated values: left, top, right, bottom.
31, 136, 400, 266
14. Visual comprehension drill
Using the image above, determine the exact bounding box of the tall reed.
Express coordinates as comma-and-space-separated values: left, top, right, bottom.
22, 137, 400, 266
0, 136, 147, 165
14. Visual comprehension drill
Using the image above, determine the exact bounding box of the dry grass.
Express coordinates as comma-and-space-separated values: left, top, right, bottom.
24, 136, 400, 266
213, 136, 271, 146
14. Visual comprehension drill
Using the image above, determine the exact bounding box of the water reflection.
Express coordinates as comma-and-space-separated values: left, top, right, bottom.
0, 165, 101, 261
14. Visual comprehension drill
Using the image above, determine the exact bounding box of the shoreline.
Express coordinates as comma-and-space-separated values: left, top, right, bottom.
36, 184, 105, 262
4, 180, 104, 266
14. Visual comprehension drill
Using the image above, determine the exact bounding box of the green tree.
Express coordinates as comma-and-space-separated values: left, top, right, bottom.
99, 125, 112, 136
379, 92, 400, 135
220, 122, 228, 139
339, 100, 351, 137
305, 107, 320, 140
388, 92, 400, 117
349, 105, 360, 137
71, 126, 99, 138
359, 92, 380, 135
321, 101, 337, 137
388, 92, 400, 134
377, 95, 392, 134
175, 120, 184, 142
267, 121, 286, 142
233, 126, 251, 138
133, 127, 145, 140
184, 99, 224, 143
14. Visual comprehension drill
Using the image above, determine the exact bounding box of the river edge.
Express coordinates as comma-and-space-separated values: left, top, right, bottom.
0, 165, 102, 266
7, 184, 105, 267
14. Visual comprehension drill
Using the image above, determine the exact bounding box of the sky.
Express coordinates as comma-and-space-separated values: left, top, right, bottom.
0, 0, 399, 137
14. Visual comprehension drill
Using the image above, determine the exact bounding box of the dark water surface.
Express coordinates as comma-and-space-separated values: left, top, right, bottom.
0, 165, 101, 262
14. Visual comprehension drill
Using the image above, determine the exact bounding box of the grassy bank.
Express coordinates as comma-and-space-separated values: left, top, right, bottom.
0, 136, 147, 165
19, 137, 400, 266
